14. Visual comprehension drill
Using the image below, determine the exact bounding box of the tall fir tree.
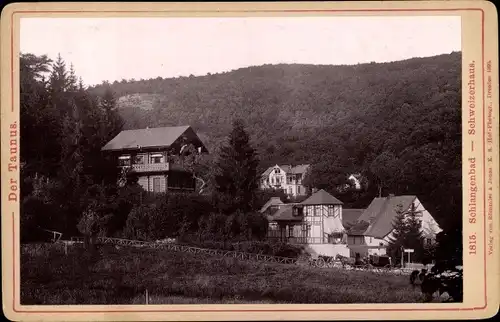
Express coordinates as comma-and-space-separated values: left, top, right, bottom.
49, 53, 69, 95
405, 202, 425, 261
387, 202, 425, 265
387, 204, 408, 264
214, 119, 259, 214
67, 63, 78, 92
100, 86, 124, 140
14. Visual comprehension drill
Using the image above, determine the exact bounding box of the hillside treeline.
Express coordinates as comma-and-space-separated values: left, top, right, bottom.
20, 54, 289, 255
90, 53, 462, 235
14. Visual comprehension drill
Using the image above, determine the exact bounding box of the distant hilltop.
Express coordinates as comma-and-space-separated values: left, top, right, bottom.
89, 51, 461, 172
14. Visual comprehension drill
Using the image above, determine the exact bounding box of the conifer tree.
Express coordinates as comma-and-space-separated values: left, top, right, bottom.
387, 204, 408, 264
387, 202, 425, 264
67, 63, 78, 92
100, 86, 124, 141
49, 53, 69, 95
214, 119, 259, 214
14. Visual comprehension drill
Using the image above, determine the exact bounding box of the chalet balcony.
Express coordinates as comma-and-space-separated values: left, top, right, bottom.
120, 163, 170, 173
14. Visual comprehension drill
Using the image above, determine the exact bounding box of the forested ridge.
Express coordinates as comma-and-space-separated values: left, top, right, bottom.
20, 51, 462, 262
90, 52, 462, 231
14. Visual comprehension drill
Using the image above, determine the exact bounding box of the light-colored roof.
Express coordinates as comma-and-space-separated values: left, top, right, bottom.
259, 197, 285, 213
351, 195, 417, 238
342, 209, 365, 226
300, 189, 343, 205
102, 125, 191, 151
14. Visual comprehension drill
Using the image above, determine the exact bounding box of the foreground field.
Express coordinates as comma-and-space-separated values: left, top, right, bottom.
21, 243, 425, 304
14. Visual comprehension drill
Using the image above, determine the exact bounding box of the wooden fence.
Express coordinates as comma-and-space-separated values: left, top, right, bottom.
68, 236, 413, 275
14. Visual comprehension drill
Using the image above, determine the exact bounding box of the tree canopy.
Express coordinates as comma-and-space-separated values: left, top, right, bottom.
89, 52, 461, 232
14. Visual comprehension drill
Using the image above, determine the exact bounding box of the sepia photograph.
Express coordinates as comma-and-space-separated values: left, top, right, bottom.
16, 14, 464, 305
1, 1, 498, 320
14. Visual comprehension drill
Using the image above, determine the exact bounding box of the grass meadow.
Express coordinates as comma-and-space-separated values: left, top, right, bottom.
20, 243, 426, 305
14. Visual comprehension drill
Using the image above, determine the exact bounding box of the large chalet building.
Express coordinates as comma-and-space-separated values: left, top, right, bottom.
101, 125, 208, 193
260, 164, 310, 197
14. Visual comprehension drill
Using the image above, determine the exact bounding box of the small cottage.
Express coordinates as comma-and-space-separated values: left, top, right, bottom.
346, 194, 442, 257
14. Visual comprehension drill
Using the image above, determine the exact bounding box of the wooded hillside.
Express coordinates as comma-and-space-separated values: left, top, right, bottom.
89, 52, 462, 233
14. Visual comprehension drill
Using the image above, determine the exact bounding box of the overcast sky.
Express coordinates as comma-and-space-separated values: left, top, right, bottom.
20, 16, 461, 86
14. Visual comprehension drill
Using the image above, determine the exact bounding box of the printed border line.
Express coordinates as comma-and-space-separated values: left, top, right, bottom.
9, 7, 487, 314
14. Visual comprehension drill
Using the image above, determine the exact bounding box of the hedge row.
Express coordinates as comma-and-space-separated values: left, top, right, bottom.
177, 235, 305, 259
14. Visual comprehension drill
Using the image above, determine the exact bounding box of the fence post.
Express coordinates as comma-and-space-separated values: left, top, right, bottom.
145, 289, 149, 305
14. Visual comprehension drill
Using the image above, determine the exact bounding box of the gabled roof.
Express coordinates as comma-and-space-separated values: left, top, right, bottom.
102, 125, 195, 151
300, 189, 343, 205
291, 164, 310, 174
267, 204, 304, 221
279, 165, 292, 173
261, 167, 274, 178
259, 197, 285, 213
342, 209, 365, 227
261, 164, 310, 177
350, 195, 418, 238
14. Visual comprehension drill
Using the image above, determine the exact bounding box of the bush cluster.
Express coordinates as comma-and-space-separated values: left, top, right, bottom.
177, 234, 304, 259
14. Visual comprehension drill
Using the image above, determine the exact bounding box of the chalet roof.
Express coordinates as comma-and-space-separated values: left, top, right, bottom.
349, 195, 417, 238
261, 167, 274, 178
102, 125, 192, 151
342, 209, 365, 227
290, 164, 310, 174
259, 197, 285, 213
267, 204, 304, 222
300, 189, 343, 205
261, 164, 310, 177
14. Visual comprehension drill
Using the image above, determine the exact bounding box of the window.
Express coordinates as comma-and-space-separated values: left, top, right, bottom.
151, 154, 163, 164
326, 205, 333, 216
297, 186, 301, 194
152, 177, 161, 192
274, 168, 280, 174
302, 224, 310, 237
118, 155, 131, 166
289, 187, 293, 194
334, 205, 341, 217
288, 226, 294, 237
134, 155, 145, 164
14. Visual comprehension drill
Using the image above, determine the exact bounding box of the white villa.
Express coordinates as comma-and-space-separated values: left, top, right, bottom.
260, 164, 310, 197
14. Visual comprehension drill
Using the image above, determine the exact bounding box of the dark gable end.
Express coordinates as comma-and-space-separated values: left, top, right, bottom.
169, 126, 209, 154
